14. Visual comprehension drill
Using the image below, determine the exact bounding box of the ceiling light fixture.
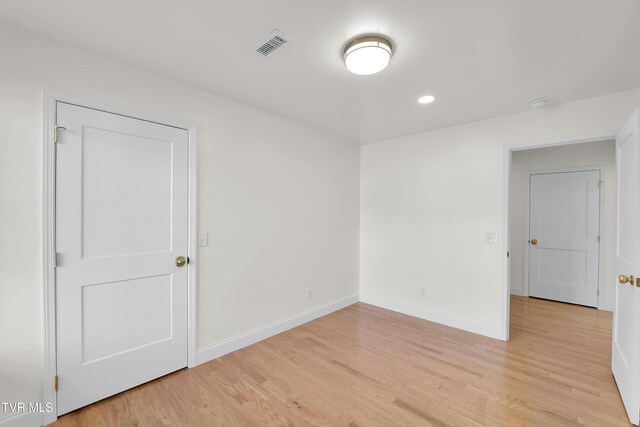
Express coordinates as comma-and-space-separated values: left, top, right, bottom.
418, 95, 436, 104
343, 35, 392, 75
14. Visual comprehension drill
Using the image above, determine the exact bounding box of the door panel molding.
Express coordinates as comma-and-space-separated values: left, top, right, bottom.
522, 165, 606, 309
42, 90, 198, 425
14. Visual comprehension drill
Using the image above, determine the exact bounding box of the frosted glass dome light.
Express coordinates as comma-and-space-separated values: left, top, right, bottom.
343, 36, 392, 76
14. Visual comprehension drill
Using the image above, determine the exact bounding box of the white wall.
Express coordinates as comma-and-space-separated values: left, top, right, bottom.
509, 141, 616, 311
0, 23, 360, 422
360, 89, 640, 339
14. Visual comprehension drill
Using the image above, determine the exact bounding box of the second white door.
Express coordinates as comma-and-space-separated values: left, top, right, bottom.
528, 170, 601, 307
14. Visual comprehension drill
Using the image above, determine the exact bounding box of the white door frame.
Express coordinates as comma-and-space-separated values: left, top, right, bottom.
500, 130, 617, 340
42, 90, 198, 425
522, 166, 606, 309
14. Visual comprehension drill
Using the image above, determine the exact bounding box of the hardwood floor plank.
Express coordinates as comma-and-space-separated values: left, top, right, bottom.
51, 296, 631, 426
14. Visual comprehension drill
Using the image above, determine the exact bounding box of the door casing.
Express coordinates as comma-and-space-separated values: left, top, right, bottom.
521, 166, 606, 309
42, 90, 198, 425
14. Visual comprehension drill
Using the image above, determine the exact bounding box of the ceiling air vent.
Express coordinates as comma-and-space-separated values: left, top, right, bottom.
256, 30, 293, 57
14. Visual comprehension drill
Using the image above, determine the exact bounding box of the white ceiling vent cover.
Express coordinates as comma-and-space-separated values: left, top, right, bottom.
256, 30, 293, 57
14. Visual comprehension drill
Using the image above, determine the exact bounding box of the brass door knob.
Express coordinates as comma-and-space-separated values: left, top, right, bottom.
619, 274, 635, 285
530, 239, 538, 245
175, 256, 187, 267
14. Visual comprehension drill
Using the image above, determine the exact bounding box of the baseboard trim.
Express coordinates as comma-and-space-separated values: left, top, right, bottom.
510, 288, 525, 296
598, 301, 613, 313
0, 411, 43, 427
359, 295, 503, 340
196, 294, 359, 365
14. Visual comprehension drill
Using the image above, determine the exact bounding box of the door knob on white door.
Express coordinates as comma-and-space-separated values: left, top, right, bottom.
530, 239, 538, 245
175, 256, 187, 267
618, 274, 637, 286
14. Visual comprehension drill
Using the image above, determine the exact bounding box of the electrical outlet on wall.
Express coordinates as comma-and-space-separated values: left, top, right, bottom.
306, 289, 313, 300
419, 288, 427, 297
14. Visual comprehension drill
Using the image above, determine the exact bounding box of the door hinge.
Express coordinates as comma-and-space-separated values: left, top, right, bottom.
55, 375, 59, 392
54, 125, 66, 143
598, 180, 604, 189
53, 252, 60, 268
597, 235, 601, 243
597, 289, 600, 296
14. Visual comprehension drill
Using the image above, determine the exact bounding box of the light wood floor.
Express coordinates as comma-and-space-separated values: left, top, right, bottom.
51, 296, 630, 426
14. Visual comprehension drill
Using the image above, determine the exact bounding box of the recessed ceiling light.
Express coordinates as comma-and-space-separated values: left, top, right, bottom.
418, 95, 436, 104
343, 35, 392, 76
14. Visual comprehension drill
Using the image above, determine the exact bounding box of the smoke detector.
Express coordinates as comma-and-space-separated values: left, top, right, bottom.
530, 98, 548, 109
256, 30, 293, 57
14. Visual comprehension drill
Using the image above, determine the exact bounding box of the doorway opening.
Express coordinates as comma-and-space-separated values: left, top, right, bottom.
505, 139, 617, 358
508, 139, 615, 311
504, 139, 623, 419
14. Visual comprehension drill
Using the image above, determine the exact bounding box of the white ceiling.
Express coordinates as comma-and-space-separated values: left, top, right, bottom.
2, 0, 639, 144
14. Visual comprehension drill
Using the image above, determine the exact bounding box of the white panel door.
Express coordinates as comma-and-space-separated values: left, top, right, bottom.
528, 170, 600, 307
613, 110, 640, 425
55, 102, 189, 415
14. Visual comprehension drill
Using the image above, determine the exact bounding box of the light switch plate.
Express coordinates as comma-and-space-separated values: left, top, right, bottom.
485, 232, 499, 244
198, 232, 209, 247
